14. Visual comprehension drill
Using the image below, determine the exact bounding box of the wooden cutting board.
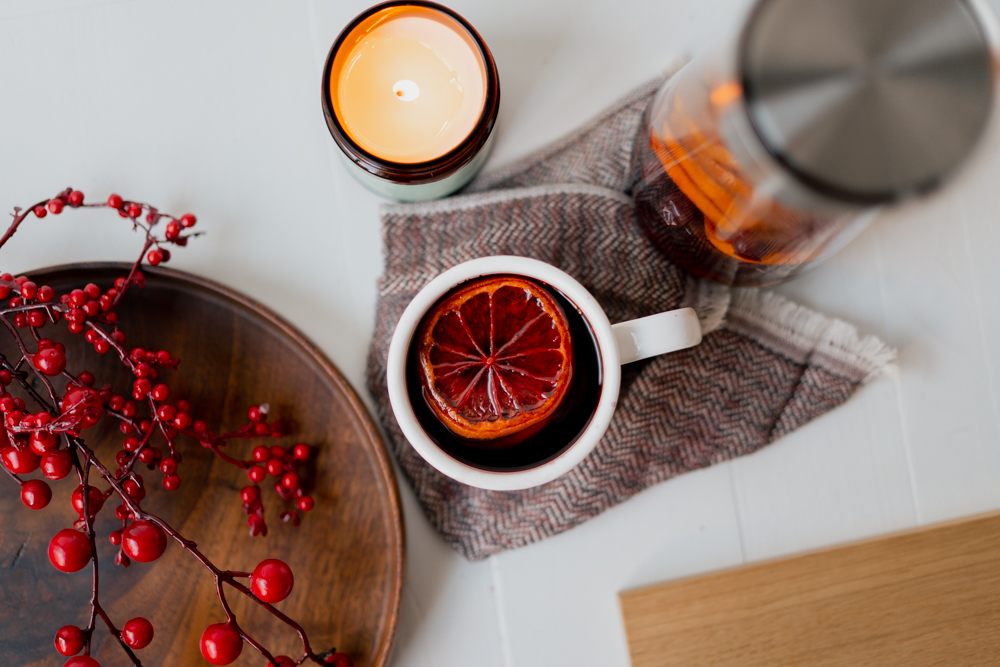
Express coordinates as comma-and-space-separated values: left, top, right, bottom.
620, 511, 1000, 666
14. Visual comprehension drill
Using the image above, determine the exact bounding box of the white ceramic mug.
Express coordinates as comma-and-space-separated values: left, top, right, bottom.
386, 256, 702, 490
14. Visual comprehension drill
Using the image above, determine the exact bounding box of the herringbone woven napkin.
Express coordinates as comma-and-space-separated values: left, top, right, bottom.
366, 75, 895, 560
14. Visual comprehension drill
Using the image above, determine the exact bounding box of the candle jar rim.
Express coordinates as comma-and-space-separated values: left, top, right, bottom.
321, 0, 501, 185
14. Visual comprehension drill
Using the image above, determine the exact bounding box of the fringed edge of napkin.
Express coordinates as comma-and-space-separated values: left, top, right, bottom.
726, 289, 897, 384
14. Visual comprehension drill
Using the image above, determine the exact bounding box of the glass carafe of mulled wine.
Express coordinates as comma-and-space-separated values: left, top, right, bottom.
634, 0, 999, 287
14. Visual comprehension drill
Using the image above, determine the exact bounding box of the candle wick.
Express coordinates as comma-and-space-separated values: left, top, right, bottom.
392, 79, 420, 102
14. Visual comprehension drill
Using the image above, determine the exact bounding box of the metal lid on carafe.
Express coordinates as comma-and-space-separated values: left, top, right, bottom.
739, 0, 997, 205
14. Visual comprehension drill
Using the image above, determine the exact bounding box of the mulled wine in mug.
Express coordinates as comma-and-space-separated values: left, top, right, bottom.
386, 256, 702, 490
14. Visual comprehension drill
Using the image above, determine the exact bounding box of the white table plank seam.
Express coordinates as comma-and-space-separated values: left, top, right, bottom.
957, 193, 1000, 451
727, 463, 750, 563
490, 557, 516, 667
873, 234, 924, 526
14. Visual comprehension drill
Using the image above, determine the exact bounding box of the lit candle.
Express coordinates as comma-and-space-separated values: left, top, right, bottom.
323, 2, 500, 202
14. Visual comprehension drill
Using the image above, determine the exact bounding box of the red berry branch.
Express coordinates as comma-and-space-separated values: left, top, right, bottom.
0, 189, 353, 667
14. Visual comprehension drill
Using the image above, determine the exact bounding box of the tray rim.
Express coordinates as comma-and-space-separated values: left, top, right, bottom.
24, 260, 405, 667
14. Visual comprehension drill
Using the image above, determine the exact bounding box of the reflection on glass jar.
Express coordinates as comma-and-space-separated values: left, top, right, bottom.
634, 0, 999, 287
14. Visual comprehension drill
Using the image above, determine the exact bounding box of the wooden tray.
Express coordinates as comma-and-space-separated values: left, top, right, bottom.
0, 263, 404, 667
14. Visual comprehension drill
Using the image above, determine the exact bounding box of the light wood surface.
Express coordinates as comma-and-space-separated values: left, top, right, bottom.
620, 511, 1000, 667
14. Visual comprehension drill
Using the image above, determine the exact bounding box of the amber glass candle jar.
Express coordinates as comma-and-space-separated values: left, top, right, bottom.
322, 1, 500, 202
634, 0, 999, 286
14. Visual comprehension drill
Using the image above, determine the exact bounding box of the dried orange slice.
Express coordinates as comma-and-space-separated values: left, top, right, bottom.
417, 276, 574, 441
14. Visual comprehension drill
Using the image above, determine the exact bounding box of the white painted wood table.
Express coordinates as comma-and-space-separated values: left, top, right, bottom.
2, 1, 1000, 665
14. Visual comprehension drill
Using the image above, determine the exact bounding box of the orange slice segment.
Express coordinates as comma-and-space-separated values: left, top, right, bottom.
417, 276, 574, 441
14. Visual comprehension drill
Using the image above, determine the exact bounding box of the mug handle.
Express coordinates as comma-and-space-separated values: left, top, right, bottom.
611, 308, 702, 364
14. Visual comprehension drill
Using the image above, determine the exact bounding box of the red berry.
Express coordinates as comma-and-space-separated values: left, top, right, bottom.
126, 202, 142, 218
180, 213, 197, 228
61, 386, 104, 430
324, 653, 353, 667
36, 285, 54, 302
157, 404, 176, 422
240, 485, 260, 504
122, 400, 138, 418
200, 622, 243, 665
33, 205, 47, 218
0, 369, 10, 385
34, 347, 67, 376
266, 459, 284, 477
0, 397, 13, 412
146, 250, 163, 265
162, 473, 181, 490
27, 310, 45, 328
68, 190, 84, 207
281, 472, 300, 489
270, 657, 295, 667
293, 444, 310, 460
64, 657, 102, 667
122, 617, 154, 649
174, 399, 190, 413
133, 378, 151, 399
137, 448, 154, 465
21, 479, 52, 509
124, 478, 146, 502
151, 384, 169, 401
252, 446, 269, 462
109, 529, 122, 546
297, 496, 315, 512
173, 412, 192, 429
107, 194, 124, 209
30, 431, 59, 456
123, 436, 141, 452
248, 514, 266, 536
55, 624, 86, 656
42, 450, 73, 480
165, 221, 182, 240
269, 445, 285, 459
247, 405, 263, 422
2, 446, 40, 474
21, 281, 37, 299
71, 485, 105, 517
251, 559, 294, 603
48, 198, 65, 214
5, 409, 23, 427
122, 520, 167, 563
49, 528, 92, 572
248, 465, 266, 483
160, 457, 178, 475
13, 313, 27, 328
